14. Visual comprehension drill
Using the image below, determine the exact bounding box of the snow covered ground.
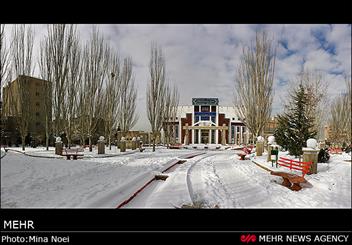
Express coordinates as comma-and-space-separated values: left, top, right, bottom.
1, 146, 351, 208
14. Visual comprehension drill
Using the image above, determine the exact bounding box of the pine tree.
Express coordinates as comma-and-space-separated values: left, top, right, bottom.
274, 84, 317, 157
274, 114, 289, 151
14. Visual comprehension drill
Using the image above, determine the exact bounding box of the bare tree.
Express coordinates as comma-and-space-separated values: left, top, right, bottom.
329, 77, 351, 144
76, 76, 88, 147
10, 24, 35, 150
38, 37, 53, 150
162, 83, 179, 148
62, 31, 81, 148
234, 31, 276, 140
45, 24, 76, 136
147, 43, 166, 152
162, 84, 171, 147
118, 57, 138, 137
104, 52, 121, 150
82, 26, 109, 151
170, 85, 180, 145
1, 24, 11, 88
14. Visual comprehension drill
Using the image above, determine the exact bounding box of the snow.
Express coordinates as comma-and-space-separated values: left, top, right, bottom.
1, 147, 196, 208
1, 146, 351, 208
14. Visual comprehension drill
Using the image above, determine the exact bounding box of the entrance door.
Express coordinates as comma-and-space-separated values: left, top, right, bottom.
201, 130, 209, 144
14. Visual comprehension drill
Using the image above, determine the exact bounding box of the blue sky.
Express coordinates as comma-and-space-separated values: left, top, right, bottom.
3, 24, 351, 131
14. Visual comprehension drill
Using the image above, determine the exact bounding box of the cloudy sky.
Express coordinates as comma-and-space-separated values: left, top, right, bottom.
3, 24, 351, 131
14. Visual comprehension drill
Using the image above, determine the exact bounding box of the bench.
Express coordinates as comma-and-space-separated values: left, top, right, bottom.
270, 171, 307, 191
62, 148, 84, 160
277, 157, 312, 177
169, 144, 183, 149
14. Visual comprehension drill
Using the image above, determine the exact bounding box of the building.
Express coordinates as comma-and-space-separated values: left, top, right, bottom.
167, 98, 248, 145
2, 75, 52, 145
263, 117, 278, 138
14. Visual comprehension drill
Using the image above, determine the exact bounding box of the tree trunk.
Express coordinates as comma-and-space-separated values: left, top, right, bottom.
46, 135, 49, 151
109, 136, 111, 150
22, 136, 25, 151
152, 136, 155, 152
45, 116, 49, 151
89, 136, 92, 152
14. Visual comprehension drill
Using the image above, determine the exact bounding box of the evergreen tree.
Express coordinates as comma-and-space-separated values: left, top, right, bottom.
274, 84, 317, 157
274, 115, 289, 151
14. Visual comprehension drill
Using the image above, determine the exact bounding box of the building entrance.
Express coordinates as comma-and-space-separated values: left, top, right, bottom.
201, 130, 209, 144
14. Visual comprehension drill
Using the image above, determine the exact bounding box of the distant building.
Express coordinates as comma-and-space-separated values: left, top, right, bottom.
165, 98, 248, 145
2, 75, 52, 145
263, 117, 278, 138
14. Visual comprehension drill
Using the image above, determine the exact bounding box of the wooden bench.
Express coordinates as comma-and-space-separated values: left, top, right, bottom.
277, 157, 312, 177
270, 171, 307, 191
169, 144, 182, 149
62, 148, 84, 160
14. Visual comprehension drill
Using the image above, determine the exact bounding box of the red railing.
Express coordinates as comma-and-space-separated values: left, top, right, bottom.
277, 157, 312, 177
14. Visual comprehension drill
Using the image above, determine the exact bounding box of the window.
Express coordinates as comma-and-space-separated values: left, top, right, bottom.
211, 106, 216, 112
175, 125, 179, 139
211, 130, 215, 144
194, 106, 199, 112
201, 116, 209, 121
201, 106, 210, 112
194, 130, 199, 144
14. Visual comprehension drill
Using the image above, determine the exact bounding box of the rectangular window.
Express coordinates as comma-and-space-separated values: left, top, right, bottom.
231, 125, 235, 139
211, 116, 216, 123
201, 106, 210, 112
175, 125, 179, 139
194, 106, 199, 112
194, 130, 199, 144
194, 116, 199, 123
211, 106, 216, 112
